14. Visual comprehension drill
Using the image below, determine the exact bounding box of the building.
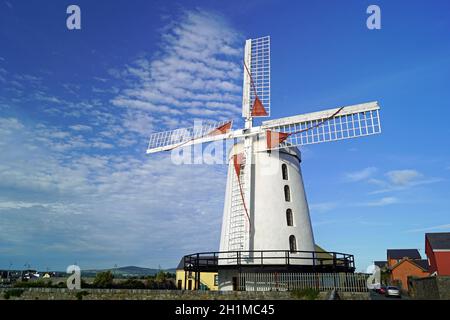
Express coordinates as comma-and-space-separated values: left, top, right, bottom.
387, 249, 421, 267
425, 232, 450, 276
374, 261, 387, 270
175, 257, 218, 291
219, 140, 316, 265
386, 249, 428, 290
389, 258, 429, 290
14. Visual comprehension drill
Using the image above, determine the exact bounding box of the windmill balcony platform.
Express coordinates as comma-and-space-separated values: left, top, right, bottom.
183, 250, 356, 274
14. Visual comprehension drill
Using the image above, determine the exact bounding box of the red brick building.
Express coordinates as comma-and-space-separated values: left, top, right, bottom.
425, 232, 450, 276
387, 249, 429, 290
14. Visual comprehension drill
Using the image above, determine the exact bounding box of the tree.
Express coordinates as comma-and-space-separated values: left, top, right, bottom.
155, 270, 167, 283
92, 271, 114, 288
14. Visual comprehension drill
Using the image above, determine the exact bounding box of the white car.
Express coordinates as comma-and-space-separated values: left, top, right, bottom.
385, 286, 401, 298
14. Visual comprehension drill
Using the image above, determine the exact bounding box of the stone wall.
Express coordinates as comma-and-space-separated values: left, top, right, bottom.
409, 276, 450, 299
0, 288, 369, 300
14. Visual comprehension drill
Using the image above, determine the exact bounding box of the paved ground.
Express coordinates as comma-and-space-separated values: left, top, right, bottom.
369, 290, 410, 300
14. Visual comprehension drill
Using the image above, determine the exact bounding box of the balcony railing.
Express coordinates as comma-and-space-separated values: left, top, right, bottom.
183, 250, 355, 273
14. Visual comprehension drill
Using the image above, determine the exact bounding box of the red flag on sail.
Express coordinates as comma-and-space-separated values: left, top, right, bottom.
251, 97, 268, 117
207, 121, 232, 137
266, 130, 290, 150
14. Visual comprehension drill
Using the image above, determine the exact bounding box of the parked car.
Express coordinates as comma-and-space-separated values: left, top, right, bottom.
385, 286, 401, 298
376, 286, 386, 294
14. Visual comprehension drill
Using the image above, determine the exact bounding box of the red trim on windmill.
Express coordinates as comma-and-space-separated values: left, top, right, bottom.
244, 61, 268, 117
232, 152, 251, 231
233, 153, 244, 177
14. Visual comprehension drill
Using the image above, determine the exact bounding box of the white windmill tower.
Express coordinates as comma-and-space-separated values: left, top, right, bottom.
147, 36, 381, 290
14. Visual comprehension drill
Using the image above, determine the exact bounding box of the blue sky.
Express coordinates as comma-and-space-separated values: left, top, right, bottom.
0, 0, 449, 271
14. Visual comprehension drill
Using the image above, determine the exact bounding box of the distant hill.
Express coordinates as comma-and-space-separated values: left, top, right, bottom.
81, 266, 176, 277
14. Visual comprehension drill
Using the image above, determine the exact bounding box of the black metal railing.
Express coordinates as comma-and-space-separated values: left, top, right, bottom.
183, 250, 355, 272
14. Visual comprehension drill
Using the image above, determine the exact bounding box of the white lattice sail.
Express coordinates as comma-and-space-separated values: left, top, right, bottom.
242, 36, 271, 118
262, 101, 381, 149
146, 120, 233, 153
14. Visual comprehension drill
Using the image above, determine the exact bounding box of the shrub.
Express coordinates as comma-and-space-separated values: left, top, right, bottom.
92, 271, 114, 288
117, 279, 146, 289
75, 291, 89, 300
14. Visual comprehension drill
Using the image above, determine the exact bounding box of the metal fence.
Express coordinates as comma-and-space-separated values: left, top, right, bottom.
238, 272, 369, 292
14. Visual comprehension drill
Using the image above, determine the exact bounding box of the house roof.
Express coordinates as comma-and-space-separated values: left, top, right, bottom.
412, 259, 429, 271
176, 258, 184, 270
387, 249, 421, 260
390, 258, 429, 272
374, 261, 387, 268
426, 232, 450, 250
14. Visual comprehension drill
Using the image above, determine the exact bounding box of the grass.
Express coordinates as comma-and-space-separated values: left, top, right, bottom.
290, 288, 320, 300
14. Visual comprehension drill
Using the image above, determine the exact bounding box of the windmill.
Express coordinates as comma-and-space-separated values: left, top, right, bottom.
147, 36, 381, 289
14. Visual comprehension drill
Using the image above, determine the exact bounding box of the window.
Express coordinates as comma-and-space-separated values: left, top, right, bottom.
284, 185, 291, 202
289, 235, 297, 253
177, 279, 182, 290
214, 274, 218, 286
282, 163, 288, 180
286, 209, 293, 226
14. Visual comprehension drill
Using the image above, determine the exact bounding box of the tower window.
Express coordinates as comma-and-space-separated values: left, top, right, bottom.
286, 209, 293, 226
289, 235, 297, 253
284, 185, 291, 202
282, 164, 288, 180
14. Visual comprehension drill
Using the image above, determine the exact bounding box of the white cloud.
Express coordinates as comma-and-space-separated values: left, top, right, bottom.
386, 169, 421, 186
370, 169, 442, 194
69, 124, 92, 132
345, 167, 377, 182
365, 197, 399, 206
350, 196, 399, 207
309, 202, 337, 213
111, 9, 242, 128
344, 166, 443, 195
91, 141, 114, 149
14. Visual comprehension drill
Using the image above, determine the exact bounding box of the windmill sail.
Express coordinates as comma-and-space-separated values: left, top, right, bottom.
261, 101, 381, 150
242, 36, 271, 119
146, 120, 233, 153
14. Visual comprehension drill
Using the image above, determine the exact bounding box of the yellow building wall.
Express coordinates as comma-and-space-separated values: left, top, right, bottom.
176, 270, 218, 291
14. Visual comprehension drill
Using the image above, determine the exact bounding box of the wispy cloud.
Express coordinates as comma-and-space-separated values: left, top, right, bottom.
310, 202, 338, 213
345, 167, 377, 182
111, 9, 243, 135
406, 224, 450, 233
69, 124, 92, 132
345, 166, 442, 195
386, 169, 421, 186
370, 169, 442, 194
352, 196, 399, 207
